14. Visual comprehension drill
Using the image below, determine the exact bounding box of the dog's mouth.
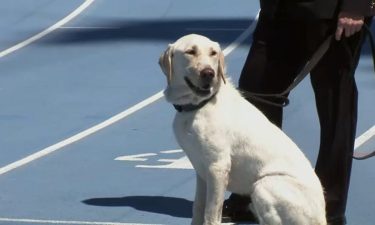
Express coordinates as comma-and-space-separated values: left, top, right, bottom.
184, 77, 212, 97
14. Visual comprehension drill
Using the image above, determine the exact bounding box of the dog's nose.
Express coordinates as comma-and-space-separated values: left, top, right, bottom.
200, 68, 215, 79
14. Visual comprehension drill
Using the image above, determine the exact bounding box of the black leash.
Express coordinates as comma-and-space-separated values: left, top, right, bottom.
239, 34, 333, 107
353, 150, 375, 160
240, 24, 375, 160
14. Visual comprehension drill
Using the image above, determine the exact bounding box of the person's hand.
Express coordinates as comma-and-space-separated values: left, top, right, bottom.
335, 12, 364, 41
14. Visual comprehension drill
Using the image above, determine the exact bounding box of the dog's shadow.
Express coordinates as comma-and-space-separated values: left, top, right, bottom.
82, 195, 193, 218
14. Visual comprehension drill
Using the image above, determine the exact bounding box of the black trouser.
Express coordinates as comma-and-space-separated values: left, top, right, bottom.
237, 13, 371, 219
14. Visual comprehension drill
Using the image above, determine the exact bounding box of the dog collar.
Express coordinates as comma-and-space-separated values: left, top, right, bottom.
173, 93, 216, 112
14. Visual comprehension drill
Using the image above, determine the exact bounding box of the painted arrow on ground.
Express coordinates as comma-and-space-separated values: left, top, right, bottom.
115, 150, 193, 169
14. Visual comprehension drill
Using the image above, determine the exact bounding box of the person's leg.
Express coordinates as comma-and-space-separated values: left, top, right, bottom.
224, 15, 309, 221
310, 19, 370, 225
239, 17, 307, 127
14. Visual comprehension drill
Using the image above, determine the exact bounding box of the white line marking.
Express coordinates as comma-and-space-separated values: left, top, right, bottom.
222, 10, 260, 56
0, 217, 161, 225
0, 11, 260, 175
0, 91, 164, 175
354, 125, 375, 149
137, 156, 193, 169
158, 159, 177, 162
160, 149, 183, 154
114, 153, 157, 161
0, 0, 95, 58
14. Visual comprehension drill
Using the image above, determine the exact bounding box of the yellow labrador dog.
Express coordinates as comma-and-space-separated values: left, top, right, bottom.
159, 34, 326, 225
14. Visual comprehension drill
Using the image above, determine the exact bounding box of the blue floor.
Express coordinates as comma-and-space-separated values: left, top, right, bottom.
0, 1, 374, 224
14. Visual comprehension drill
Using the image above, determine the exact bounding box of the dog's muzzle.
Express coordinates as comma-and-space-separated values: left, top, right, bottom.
184, 77, 211, 97
184, 67, 215, 97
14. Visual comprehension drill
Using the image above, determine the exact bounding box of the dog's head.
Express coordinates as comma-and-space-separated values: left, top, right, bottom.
159, 34, 226, 106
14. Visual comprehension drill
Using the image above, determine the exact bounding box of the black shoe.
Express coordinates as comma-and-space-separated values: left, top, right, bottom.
222, 194, 258, 223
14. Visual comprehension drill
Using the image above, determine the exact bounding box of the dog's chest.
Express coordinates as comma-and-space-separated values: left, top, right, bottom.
173, 111, 227, 175
172, 109, 259, 194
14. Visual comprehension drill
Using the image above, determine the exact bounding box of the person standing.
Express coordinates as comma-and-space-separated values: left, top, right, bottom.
223, 1, 374, 225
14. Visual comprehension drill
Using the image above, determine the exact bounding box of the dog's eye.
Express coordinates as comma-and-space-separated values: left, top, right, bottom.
210, 50, 217, 56
185, 49, 196, 55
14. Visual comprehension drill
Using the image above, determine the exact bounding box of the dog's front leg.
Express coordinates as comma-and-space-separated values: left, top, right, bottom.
204, 163, 229, 225
192, 174, 206, 225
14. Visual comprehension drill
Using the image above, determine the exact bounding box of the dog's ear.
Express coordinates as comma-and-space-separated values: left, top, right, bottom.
158, 44, 174, 85
218, 51, 226, 84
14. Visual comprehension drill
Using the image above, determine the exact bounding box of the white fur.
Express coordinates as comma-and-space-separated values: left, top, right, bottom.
159, 34, 326, 225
